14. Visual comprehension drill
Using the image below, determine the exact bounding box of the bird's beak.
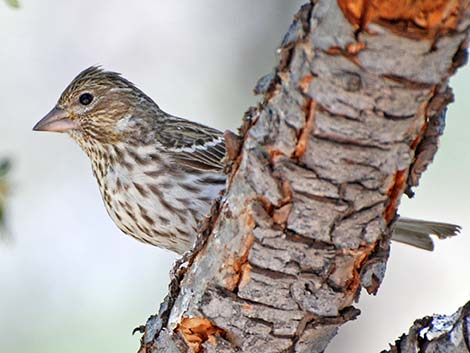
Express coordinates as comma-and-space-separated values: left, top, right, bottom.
33, 107, 79, 133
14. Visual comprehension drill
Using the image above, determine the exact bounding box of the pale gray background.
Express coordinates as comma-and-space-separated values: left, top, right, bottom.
0, 1, 468, 353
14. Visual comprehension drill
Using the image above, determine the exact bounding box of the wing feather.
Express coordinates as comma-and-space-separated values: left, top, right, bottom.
156, 115, 226, 172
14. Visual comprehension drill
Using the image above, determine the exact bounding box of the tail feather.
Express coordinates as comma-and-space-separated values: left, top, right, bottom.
392, 217, 461, 251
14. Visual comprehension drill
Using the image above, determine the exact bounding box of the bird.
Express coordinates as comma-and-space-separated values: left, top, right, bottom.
33, 66, 460, 253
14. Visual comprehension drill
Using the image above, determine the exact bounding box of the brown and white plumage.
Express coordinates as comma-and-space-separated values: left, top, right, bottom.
33, 66, 460, 253
34, 67, 226, 253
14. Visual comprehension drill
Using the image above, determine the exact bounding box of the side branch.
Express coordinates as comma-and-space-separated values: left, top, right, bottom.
383, 302, 470, 353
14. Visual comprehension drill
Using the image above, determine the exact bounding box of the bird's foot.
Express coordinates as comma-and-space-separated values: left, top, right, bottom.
132, 325, 146, 335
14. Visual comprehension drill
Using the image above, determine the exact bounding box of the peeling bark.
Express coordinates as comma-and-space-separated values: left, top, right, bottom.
138, 1, 470, 352
383, 301, 470, 353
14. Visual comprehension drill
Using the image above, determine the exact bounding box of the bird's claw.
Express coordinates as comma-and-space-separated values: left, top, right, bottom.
132, 325, 146, 335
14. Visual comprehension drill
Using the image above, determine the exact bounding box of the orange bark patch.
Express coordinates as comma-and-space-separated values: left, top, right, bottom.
339, 243, 377, 301
346, 41, 365, 55
294, 99, 317, 158
178, 317, 226, 352
326, 47, 343, 55
266, 147, 287, 164
254, 195, 274, 215
384, 169, 407, 223
225, 230, 255, 291
338, 0, 465, 31
279, 179, 294, 207
238, 262, 253, 290
348, 243, 377, 298
223, 130, 242, 162
272, 203, 293, 226
409, 122, 427, 150
330, 255, 358, 289
299, 74, 314, 93
242, 303, 254, 311
326, 46, 364, 66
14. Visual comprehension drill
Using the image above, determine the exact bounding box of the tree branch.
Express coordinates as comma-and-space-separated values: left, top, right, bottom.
384, 301, 470, 353
138, 1, 470, 352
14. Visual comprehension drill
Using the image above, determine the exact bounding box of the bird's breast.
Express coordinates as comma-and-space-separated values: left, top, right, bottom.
91, 144, 226, 253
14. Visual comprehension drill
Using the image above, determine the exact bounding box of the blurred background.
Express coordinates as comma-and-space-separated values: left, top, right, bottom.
0, 1, 468, 352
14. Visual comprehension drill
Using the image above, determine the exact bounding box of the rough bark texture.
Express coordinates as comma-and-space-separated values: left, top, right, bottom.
138, 1, 470, 352
384, 301, 470, 353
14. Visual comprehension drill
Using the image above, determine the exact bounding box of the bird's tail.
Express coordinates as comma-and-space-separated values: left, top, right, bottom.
392, 217, 461, 251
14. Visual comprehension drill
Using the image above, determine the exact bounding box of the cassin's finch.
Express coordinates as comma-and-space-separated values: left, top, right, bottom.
34, 67, 460, 253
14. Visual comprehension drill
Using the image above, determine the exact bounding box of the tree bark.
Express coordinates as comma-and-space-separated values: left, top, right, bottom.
137, 1, 470, 352
384, 300, 470, 353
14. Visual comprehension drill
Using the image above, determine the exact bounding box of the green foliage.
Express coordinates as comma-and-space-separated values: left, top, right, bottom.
0, 159, 11, 177
0, 159, 11, 240
5, 0, 19, 8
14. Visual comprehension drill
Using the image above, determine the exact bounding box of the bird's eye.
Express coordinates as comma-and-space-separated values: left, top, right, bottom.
79, 93, 93, 105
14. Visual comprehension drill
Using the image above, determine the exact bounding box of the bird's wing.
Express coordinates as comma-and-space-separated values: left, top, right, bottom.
157, 116, 226, 172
